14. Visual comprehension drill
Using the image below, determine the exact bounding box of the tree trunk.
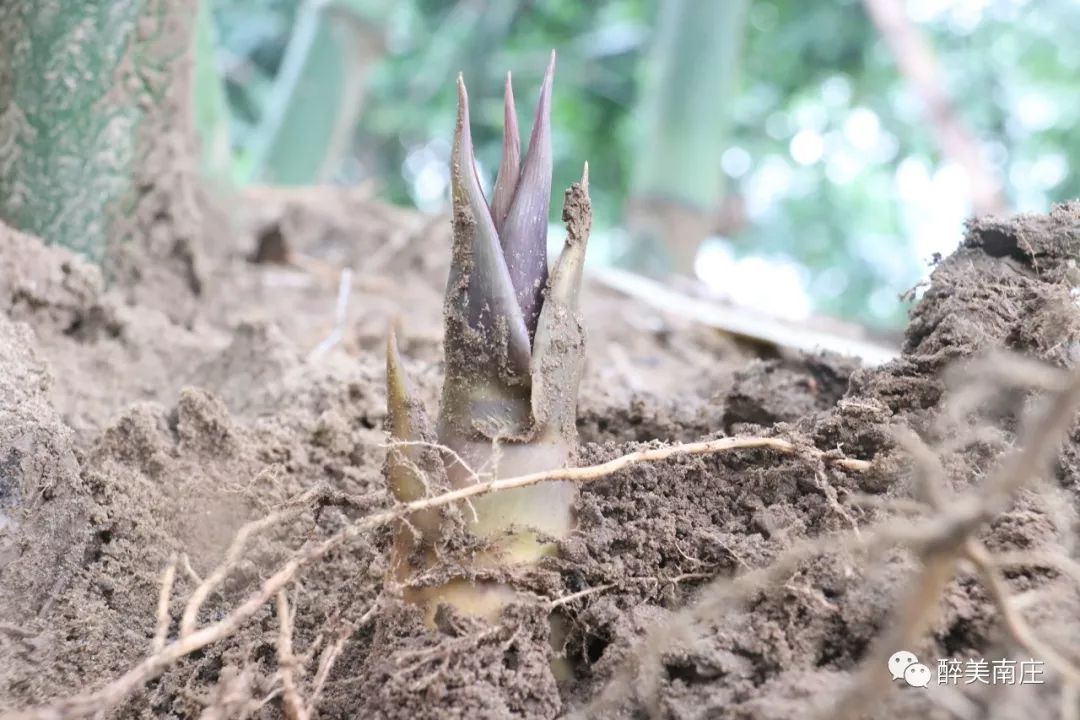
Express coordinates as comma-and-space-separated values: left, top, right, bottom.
626, 0, 750, 275
0, 0, 206, 319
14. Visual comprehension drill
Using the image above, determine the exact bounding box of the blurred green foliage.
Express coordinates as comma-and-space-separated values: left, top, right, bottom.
244, 0, 386, 185
208, 0, 1080, 329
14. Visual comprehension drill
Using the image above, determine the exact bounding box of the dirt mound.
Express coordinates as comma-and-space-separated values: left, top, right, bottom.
581, 205, 1080, 718
2, 200, 1080, 720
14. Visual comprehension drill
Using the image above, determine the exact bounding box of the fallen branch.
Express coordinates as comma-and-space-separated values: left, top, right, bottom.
592, 266, 898, 366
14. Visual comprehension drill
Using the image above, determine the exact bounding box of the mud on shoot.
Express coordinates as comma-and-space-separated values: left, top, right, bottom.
385, 52, 592, 622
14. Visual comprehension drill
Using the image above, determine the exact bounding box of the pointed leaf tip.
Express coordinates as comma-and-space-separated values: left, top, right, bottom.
385, 323, 420, 503
386, 322, 412, 440
500, 53, 556, 337
493, 72, 521, 234
455, 74, 466, 125
452, 76, 468, 198
384, 324, 446, 547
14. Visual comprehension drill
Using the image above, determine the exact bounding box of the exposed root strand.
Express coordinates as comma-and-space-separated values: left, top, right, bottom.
1, 434, 859, 720
275, 590, 309, 720
152, 555, 178, 653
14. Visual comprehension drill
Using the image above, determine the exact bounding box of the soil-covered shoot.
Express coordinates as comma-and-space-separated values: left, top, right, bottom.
386, 54, 594, 625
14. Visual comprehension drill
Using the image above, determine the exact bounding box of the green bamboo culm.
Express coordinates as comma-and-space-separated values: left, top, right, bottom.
245, 0, 385, 186
0, 0, 201, 265
627, 0, 750, 275
194, 0, 234, 185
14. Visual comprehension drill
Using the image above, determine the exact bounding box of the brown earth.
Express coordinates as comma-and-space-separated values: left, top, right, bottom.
2, 190, 1080, 720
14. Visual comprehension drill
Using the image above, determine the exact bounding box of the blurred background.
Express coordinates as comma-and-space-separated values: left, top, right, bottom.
200, 0, 1080, 331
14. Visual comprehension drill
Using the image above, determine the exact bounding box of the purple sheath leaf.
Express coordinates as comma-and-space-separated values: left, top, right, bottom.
499, 51, 555, 338
492, 73, 521, 235
446, 75, 532, 382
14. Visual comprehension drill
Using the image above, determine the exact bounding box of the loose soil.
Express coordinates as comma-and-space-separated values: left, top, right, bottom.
3, 190, 1080, 720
